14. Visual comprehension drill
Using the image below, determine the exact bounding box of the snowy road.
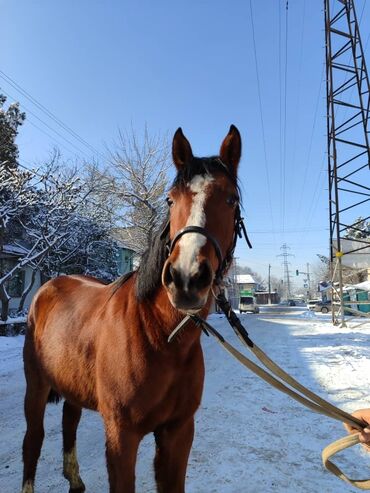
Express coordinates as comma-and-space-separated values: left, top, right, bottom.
1, 310, 370, 492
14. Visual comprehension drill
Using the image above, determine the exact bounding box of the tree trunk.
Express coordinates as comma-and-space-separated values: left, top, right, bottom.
0, 283, 10, 322
18, 269, 37, 313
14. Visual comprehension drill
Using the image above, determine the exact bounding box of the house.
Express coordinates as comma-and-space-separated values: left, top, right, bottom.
116, 245, 137, 275
343, 280, 370, 314
235, 274, 258, 294
110, 229, 139, 275
0, 244, 41, 315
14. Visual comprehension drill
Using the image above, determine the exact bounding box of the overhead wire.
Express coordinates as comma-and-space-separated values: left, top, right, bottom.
289, 0, 306, 190
305, 155, 327, 229
294, 63, 325, 232
0, 86, 91, 158
282, 0, 289, 234
248, 0, 276, 246
278, 2, 283, 238
0, 69, 105, 161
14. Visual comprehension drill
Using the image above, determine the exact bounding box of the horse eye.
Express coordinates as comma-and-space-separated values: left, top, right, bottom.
227, 195, 238, 207
166, 197, 174, 207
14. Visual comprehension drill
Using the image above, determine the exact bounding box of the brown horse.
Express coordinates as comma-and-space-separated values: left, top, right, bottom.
21, 125, 242, 493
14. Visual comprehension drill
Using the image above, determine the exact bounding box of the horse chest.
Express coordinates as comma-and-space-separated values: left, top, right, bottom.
97, 342, 205, 429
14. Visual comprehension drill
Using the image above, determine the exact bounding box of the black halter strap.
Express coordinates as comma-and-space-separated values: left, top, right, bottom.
164, 205, 252, 284
168, 226, 224, 279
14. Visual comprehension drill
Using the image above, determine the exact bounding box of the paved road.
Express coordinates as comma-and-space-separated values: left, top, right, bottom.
256, 304, 308, 317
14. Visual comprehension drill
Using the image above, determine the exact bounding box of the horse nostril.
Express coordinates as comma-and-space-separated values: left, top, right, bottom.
163, 262, 184, 289
189, 260, 213, 290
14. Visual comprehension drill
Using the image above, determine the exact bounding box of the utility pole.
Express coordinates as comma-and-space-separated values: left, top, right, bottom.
306, 262, 311, 299
277, 244, 294, 300
268, 264, 271, 304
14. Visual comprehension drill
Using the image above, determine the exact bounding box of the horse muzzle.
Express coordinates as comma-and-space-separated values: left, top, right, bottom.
162, 257, 213, 313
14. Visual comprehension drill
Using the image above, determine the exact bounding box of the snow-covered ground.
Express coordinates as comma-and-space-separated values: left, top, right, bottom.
1, 308, 370, 492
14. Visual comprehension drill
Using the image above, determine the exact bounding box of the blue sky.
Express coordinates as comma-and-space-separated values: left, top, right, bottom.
2, 0, 370, 286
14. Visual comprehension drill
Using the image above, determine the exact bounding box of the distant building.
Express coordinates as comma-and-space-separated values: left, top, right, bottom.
235, 274, 257, 293
116, 245, 136, 275
254, 291, 280, 305
110, 229, 139, 275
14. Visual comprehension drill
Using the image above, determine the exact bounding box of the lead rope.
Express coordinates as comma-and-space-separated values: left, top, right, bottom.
169, 290, 370, 489
213, 290, 370, 489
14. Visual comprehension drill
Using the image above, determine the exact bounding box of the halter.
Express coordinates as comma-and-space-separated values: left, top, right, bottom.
161, 205, 252, 284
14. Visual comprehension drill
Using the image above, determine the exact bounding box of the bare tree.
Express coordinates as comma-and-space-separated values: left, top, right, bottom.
97, 126, 171, 255
270, 275, 284, 298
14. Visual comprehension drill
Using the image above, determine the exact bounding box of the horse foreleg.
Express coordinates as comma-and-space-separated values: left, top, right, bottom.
103, 417, 142, 493
154, 417, 195, 493
62, 401, 85, 493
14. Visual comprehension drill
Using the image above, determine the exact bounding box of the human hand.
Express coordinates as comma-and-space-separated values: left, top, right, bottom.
344, 409, 370, 451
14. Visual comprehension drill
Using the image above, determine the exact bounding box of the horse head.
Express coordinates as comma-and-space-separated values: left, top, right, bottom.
162, 125, 242, 313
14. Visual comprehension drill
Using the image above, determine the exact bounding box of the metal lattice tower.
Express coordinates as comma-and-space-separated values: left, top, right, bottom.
277, 243, 294, 299
324, 0, 370, 325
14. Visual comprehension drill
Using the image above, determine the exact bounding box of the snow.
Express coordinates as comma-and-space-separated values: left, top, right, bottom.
1, 309, 370, 492
236, 274, 256, 284
344, 281, 370, 292
0, 316, 26, 326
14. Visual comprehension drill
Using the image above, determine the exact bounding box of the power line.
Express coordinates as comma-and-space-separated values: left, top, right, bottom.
282, 0, 289, 233
0, 69, 106, 161
289, 0, 306, 185
278, 1, 283, 236
249, 0, 276, 243
294, 63, 325, 232
0, 86, 91, 157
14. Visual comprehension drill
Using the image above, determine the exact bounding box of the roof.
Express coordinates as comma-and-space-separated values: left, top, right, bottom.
344, 280, 370, 292
236, 274, 256, 284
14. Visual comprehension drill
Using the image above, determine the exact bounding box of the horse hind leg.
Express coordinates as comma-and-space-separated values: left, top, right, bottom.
62, 401, 85, 493
21, 373, 50, 493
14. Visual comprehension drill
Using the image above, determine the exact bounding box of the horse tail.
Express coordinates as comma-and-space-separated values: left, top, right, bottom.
47, 389, 62, 404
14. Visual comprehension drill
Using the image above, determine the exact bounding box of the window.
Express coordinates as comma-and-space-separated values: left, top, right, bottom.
240, 296, 254, 304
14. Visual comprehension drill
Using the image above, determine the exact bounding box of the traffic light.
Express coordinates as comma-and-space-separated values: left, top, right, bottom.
296, 269, 299, 276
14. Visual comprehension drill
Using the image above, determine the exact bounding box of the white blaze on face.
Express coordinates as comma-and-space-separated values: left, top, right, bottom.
173, 174, 214, 284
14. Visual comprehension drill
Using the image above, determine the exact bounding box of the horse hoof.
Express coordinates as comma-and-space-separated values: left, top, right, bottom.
69, 487, 85, 493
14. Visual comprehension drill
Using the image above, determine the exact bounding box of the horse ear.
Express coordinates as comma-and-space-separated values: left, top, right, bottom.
219, 124, 241, 174
172, 128, 194, 170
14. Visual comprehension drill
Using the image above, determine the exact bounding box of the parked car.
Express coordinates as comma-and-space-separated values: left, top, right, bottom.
307, 299, 321, 310
313, 300, 332, 313
287, 299, 296, 306
239, 296, 259, 314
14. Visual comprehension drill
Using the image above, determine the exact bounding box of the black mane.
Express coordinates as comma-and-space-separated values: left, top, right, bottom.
135, 215, 169, 301
113, 156, 240, 301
